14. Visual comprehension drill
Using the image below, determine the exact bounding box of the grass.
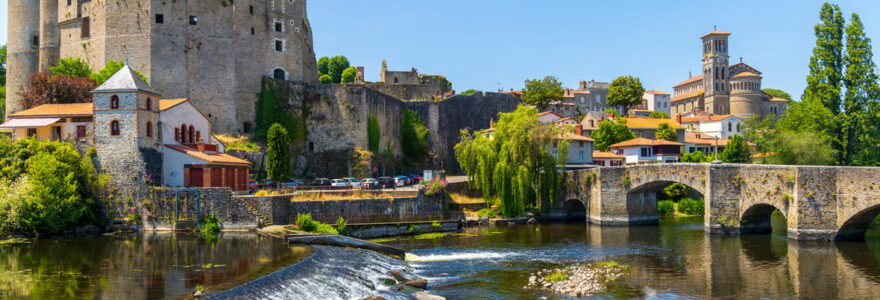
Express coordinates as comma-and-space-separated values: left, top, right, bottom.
476, 208, 498, 218
295, 213, 338, 234
290, 190, 417, 202
215, 134, 261, 152
413, 232, 449, 240
448, 193, 486, 204
0, 238, 33, 245
544, 270, 570, 282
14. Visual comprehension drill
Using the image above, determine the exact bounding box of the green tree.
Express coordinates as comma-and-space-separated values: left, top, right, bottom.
328, 56, 350, 83
319, 74, 332, 84
842, 13, 880, 166
591, 118, 635, 151
454, 105, 569, 217
91, 60, 148, 85
742, 114, 776, 164
266, 123, 291, 185
721, 135, 750, 163
0, 44, 7, 84
317, 56, 330, 77
522, 76, 564, 109
367, 114, 380, 153
661, 183, 692, 201
341, 66, 357, 83
49, 57, 93, 78
762, 88, 793, 100
400, 108, 429, 159
648, 111, 669, 119
461, 89, 479, 96
655, 123, 677, 141
801, 3, 845, 163
681, 151, 712, 163
771, 131, 838, 165
607, 75, 645, 115
254, 79, 305, 141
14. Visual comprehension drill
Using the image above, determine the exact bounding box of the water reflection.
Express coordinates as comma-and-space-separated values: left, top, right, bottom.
0, 232, 311, 299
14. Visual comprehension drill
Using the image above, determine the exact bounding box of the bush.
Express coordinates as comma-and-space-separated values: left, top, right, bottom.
295, 213, 338, 234
544, 270, 570, 282
335, 216, 347, 234
423, 178, 447, 196
477, 208, 497, 218
677, 198, 705, 216
201, 213, 221, 234
657, 200, 675, 217
431, 220, 442, 228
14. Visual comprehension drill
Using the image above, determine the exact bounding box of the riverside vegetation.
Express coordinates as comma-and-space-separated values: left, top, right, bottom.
526, 261, 628, 297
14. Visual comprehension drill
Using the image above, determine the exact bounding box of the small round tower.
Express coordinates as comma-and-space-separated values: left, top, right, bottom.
6, 0, 42, 118
39, 0, 61, 71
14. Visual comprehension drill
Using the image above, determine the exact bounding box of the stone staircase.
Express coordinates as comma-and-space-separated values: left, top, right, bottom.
239, 199, 273, 227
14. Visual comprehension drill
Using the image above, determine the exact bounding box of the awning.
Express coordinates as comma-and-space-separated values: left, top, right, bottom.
0, 118, 62, 129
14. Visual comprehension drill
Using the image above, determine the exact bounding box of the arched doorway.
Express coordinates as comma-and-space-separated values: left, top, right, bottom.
837, 204, 880, 241
562, 199, 587, 221
740, 204, 785, 234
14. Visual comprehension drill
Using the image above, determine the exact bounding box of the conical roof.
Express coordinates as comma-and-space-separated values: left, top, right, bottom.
93, 64, 158, 95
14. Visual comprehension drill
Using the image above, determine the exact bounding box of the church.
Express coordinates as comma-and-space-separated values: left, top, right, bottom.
671, 29, 790, 119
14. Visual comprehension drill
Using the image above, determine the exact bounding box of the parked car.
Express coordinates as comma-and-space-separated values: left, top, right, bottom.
248, 180, 259, 190
408, 173, 422, 184
310, 178, 331, 186
343, 177, 361, 186
263, 179, 275, 187
377, 176, 395, 188
330, 179, 347, 187
281, 179, 304, 188
361, 178, 379, 189
394, 176, 408, 187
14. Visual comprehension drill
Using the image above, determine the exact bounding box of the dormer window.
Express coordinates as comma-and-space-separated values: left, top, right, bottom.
110, 95, 120, 109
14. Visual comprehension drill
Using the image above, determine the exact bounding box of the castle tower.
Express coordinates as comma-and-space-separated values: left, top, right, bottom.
6, 0, 42, 118
92, 65, 163, 191
701, 29, 731, 115
38, 0, 61, 71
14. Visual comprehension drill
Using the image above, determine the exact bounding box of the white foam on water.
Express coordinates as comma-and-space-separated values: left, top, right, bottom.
405, 251, 515, 262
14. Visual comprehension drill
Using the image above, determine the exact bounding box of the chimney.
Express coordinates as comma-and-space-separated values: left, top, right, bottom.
689, 71, 692, 78
356, 66, 365, 83
490, 118, 494, 128
197, 142, 206, 153
575, 124, 583, 136
676, 114, 682, 124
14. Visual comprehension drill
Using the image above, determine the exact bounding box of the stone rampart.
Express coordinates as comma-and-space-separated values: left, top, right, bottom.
143, 187, 258, 231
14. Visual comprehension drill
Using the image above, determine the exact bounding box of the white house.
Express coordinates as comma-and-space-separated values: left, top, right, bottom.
643, 90, 671, 115
610, 137, 683, 164
679, 114, 742, 139
538, 111, 563, 124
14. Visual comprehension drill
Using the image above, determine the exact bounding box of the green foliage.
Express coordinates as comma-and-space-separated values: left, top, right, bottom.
341, 66, 357, 83
91, 60, 148, 85
0, 44, 6, 84
319, 74, 332, 84
680, 151, 713, 163
50, 57, 93, 78
254, 80, 306, 141
0, 138, 106, 234
607, 75, 645, 115
423, 178, 447, 196
454, 105, 568, 217
226, 140, 260, 152
721, 135, 751, 163
544, 270, 570, 282
0, 86, 6, 123
266, 124, 291, 183
677, 198, 705, 216
461, 89, 480, 96
762, 88, 793, 100
657, 200, 674, 217
400, 108, 429, 159
604, 109, 620, 117
325, 56, 350, 83
522, 76, 564, 109
431, 220, 442, 228
408, 224, 417, 232
317, 56, 330, 76
841, 13, 880, 166
648, 111, 669, 119
771, 131, 837, 165
335, 216, 347, 234
476, 208, 497, 218
742, 114, 776, 164
661, 183, 691, 201
295, 213, 339, 234
655, 123, 677, 141
200, 213, 221, 234
367, 114, 381, 153
592, 118, 635, 151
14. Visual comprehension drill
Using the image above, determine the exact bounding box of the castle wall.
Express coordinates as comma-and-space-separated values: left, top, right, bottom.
38, 0, 61, 71
6, 0, 42, 117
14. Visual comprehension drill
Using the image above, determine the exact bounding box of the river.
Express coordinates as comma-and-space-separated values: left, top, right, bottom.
3, 217, 880, 299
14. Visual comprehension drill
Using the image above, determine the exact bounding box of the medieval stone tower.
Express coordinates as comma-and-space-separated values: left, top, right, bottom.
701, 30, 730, 115
6, 0, 319, 133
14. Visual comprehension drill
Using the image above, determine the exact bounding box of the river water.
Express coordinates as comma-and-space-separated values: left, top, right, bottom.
3, 218, 880, 299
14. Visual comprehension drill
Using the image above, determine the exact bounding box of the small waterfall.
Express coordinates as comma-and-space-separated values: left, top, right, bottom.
211, 246, 415, 300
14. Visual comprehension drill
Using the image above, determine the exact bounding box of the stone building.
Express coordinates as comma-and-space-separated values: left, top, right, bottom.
6, 0, 319, 133
671, 29, 789, 119
356, 60, 453, 100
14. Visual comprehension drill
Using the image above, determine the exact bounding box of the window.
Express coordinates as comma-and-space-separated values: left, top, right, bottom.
77, 126, 87, 139
33, 36, 39, 47
146, 122, 153, 137
580, 97, 585, 104
641, 147, 651, 157
275, 40, 283, 52
189, 16, 198, 25
67, 0, 72, 5
275, 22, 283, 32
180, 124, 187, 143
175, 127, 180, 141
249, 5, 254, 14
110, 121, 120, 136
155, 14, 164, 24
589, 120, 594, 127
273, 68, 286, 80
728, 123, 732, 132
146, 98, 152, 111
28, 128, 37, 137
579, 151, 584, 161
188, 125, 195, 143
243, 122, 252, 133
81, 17, 90, 38
251, 28, 255, 35
110, 95, 119, 109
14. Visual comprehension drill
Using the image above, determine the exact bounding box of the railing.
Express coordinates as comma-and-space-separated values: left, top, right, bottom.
290, 189, 420, 202
298, 211, 464, 225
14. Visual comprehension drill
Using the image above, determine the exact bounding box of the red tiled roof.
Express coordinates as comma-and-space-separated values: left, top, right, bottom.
610, 137, 682, 148
673, 75, 703, 88
671, 90, 703, 102
538, 111, 563, 119
592, 151, 624, 160
701, 30, 732, 39
621, 117, 685, 129
159, 98, 188, 111
644, 90, 670, 95
680, 114, 734, 123
557, 132, 594, 142
165, 144, 252, 166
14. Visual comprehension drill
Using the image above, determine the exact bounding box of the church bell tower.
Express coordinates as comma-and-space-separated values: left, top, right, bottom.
701, 28, 731, 114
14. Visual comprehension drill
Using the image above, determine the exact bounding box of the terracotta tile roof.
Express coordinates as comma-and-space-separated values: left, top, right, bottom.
701, 30, 732, 39
731, 72, 761, 78
685, 136, 730, 147
10, 103, 94, 117
160, 98, 188, 111
538, 111, 563, 118
621, 117, 685, 129
592, 151, 624, 160
556, 117, 577, 123
557, 132, 594, 142
610, 137, 683, 148
673, 75, 703, 88
165, 144, 252, 166
671, 90, 703, 102
644, 90, 670, 95
680, 114, 734, 123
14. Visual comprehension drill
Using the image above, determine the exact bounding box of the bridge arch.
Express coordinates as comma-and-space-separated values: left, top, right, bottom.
836, 204, 880, 241
626, 179, 706, 225
561, 199, 587, 221
740, 203, 786, 234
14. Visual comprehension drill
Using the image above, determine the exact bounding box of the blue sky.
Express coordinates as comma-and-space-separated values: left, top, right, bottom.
1, 1, 877, 100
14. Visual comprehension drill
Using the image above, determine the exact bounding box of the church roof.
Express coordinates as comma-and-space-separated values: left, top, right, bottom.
93, 64, 158, 95
671, 90, 703, 102
729, 62, 762, 75
731, 72, 761, 78
673, 75, 703, 88
701, 30, 731, 39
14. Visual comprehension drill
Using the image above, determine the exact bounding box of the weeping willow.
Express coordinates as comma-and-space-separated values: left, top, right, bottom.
454, 105, 570, 217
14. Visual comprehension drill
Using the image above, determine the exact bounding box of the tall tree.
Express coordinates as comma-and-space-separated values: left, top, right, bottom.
400, 108, 429, 159
266, 123, 291, 185
607, 75, 645, 115
803, 3, 845, 114
50, 57, 93, 78
742, 114, 776, 164
0, 44, 6, 84
522, 76, 564, 109
367, 114, 381, 153
591, 118, 635, 151
20, 72, 96, 108
91, 60, 148, 85
317, 56, 330, 77
341, 66, 357, 83
655, 123, 677, 141
842, 13, 880, 165
328, 56, 350, 84
720, 135, 751, 163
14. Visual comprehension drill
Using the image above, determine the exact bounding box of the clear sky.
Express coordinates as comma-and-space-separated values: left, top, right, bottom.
1, 1, 877, 101
308, 0, 880, 100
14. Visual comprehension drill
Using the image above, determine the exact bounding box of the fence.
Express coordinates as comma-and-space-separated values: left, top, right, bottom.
290, 190, 420, 202
301, 211, 463, 225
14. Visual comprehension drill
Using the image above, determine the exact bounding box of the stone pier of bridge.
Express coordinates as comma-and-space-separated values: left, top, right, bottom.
553, 163, 880, 241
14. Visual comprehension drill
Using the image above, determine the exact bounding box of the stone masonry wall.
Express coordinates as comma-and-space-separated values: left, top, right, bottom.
143, 187, 258, 231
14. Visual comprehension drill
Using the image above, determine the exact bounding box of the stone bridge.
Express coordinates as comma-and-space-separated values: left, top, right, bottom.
554, 163, 880, 241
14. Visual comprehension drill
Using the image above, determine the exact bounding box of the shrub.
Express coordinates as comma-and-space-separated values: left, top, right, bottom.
201, 213, 221, 234
254, 190, 269, 196
544, 270, 570, 282
335, 216, 348, 234
431, 220, 442, 228
423, 178, 447, 196
677, 198, 705, 216
408, 224, 418, 233
657, 200, 675, 217
477, 208, 497, 218
295, 213, 338, 234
